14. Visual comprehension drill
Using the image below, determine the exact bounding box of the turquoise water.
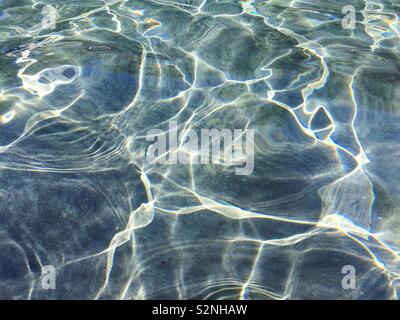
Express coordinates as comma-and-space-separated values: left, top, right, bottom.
0, 0, 399, 299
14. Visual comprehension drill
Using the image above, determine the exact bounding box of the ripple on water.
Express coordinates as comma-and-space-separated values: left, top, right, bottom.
0, 0, 399, 299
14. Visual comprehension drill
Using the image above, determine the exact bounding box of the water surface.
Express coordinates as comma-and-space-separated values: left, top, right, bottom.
0, 0, 399, 299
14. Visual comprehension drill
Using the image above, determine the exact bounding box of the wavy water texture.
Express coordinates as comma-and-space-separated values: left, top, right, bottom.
0, 0, 399, 299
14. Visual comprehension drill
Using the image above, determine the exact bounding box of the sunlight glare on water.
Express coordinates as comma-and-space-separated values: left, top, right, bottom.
0, 0, 399, 299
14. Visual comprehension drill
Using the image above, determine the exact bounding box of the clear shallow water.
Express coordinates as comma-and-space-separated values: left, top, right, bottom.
0, 0, 399, 299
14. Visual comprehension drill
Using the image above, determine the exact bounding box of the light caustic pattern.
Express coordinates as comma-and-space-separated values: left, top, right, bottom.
0, 0, 399, 299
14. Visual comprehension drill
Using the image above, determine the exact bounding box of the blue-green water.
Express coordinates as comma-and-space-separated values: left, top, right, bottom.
0, 0, 399, 299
